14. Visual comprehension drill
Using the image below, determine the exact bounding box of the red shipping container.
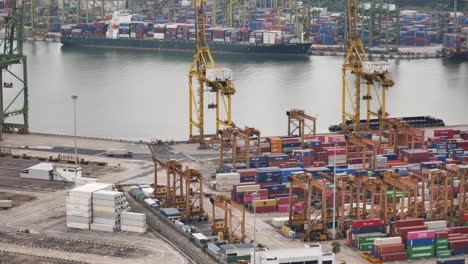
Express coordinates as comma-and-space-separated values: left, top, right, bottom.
398, 225, 428, 238
268, 161, 287, 167
376, 244, 405, 254
394, 218, 424, 228
436, 230, 449, 239
449, 226, 468, 234
463, 213, 468, 222
434, 129, 454, 139
457, 140, 468, 151
352, 218, 383, 228
255, 205, 276, 213
380, 252, 408, 262
449, 239, 468, 249
276, 196, 298, 205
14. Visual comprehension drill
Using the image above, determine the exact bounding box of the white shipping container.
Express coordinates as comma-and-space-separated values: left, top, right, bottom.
93, 205, 121, 213
93, 211, 117, 218
154, 33, 164, 39
249, 37, 256, 44
121, 218, 146, 227
67, 204, 92, 211
93, 217, 119, 225
66, 197, 92, 206
121, 225, 146, 233
0, 200, 13, 208
90, 223, 118, 232
67, 216, 92, 224
66, 222, 89, 229
66, 210, 92, 217
426, 220, 447, 229
374, 237, 402, 246
362, 61, 391, 74
130, 33, 136, 38
216, 172, 240, 181
121, 212, 146, 221
271, 217, 289, 227
93, 190, 123, 200
93, 199, 121, 207
216, 185, 233, 192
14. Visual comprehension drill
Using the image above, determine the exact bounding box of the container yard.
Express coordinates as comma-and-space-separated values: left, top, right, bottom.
0, 0, 467, 263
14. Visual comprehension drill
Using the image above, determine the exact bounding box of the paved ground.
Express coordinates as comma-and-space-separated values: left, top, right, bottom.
1, 132, 467, 264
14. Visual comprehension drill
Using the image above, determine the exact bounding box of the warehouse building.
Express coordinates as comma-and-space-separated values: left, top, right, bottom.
251, 244, 334, 264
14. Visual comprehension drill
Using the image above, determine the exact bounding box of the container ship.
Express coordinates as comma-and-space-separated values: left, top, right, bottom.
60, 21, 312, 56
442, 33, 468, 60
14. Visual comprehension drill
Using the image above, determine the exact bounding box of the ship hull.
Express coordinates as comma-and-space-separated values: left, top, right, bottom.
60, 36, 312, 56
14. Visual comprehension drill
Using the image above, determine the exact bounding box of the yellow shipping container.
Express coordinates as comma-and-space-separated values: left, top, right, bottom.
253, 199, 277, 207
271, 147, 283, 153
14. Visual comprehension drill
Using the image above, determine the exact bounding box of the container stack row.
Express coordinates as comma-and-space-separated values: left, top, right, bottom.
90, 190, 130, 232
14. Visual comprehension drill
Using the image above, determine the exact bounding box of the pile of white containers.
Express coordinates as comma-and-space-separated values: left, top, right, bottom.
66, 183, 114, 230
121, 212, 147, 233
215, 172, 240, 192
90, 190, 130, 232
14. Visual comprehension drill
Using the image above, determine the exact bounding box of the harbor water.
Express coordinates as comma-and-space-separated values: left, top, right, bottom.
5, 42, 468, 141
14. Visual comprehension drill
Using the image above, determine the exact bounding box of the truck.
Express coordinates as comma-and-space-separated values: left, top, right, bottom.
0, 200, 13, 209
105, 149, 133, 158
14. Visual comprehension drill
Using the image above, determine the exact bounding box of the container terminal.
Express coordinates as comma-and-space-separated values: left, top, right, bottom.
0, 0, 467, 264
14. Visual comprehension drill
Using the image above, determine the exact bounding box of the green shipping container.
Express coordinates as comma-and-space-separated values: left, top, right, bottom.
386, 190, 408, 199
436, 238, 449, 246
407, 245, 435, 254
359, 244, 373, 251
436, 244, 449, 251
464, 221, 468, 226
358, 234, 387, 243
408, 251, 434, 259
436, 250, 452, 258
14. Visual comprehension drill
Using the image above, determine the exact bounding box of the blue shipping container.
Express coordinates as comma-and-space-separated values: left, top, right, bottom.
407, 238, 435, 247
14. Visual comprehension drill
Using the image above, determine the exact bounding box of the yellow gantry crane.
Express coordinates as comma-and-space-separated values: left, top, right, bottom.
209, 194, 245, 243
286, 109, 317, 149
219, 126, 261, 170
342, 0, 395, 132
380, 118, 425, 150
189, 0, 236, 146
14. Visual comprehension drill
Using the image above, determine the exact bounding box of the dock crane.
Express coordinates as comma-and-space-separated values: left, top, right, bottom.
447, 165, 468, 224
219, 126, 261, 170
152, 157, 186, 207
341, 0, 395, 132
189, 0, 236, 147
286, 109, 317, 149
382, 171, 419, 220
345, 133, 377, 170
209, 194, 245, 243
183, 168, 207, 221
380, 118, 424, 150
0, 2, 29, 141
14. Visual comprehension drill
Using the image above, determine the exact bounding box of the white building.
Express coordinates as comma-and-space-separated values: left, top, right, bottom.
21, 162, 83, 182
21, 163, 54, 180
251, 244, 334, 264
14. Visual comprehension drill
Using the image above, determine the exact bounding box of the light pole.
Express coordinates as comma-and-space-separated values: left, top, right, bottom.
71, 95, 78, 166
332, 140, 338, 240
251, 191, 259, 264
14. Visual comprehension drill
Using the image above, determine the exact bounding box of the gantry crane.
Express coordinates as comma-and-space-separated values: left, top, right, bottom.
189, 0, 236, 146
356, 176, 382, 219
152, 157, 186, 208
408, 168, 430, 218
336, 174, 358, 232
345, 133, 377, 170
426, 169, 450, 221
447, 165, 468, 224
209, 194, 245, 243
182, 168, 208, 221
382, 171, 419, 220
286, 109, 317, 149
219, 126, 261, 170
287, 172, 328, 241
341, 0, 395, 132
380, 118, 424, 150
0, 2, 29, 141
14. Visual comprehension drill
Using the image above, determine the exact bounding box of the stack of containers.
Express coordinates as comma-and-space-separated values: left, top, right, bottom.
393, 218, 426, 240
324, 146, 346, 165
279, 167, 304, 183
292, 149, 315, 167
256, 167, 281, 185
400, 149, 430, 163
146, 23, 154, 38
266, 154, 289, 167
281, 138, 301, 154
269, 138, 282, 153
406, 230, 436, 260
118, 23, 130, 38
373, 237, 407, 262
463, 213, 468, 226
80, 23, 93, 37
129, 23, 137, 38
92, 22, 107, 37
165, 24, 177, 40
249, 156, 267, 168
213, 28, 226, 42
448, 226, 468, 255
243, 189, 268, 203
91, 190, 130, 232
351, 219, 385, 251
121, 212, 146, 233
234, 168, 258, 184
71, 25, 82, 37
252, 198, 276, 213
216, 172, 241, 192
66, 183, 114, 230
231, 184, 261, 203
154, 24, 166, 40
134, 22, 146, 39
435, 230, 451, 258
275, 195, 299, 212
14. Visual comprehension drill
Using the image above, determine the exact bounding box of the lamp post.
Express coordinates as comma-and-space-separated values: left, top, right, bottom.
332, 140, 338, 240
251, 191, 259, 264
71, 95, 78, 166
